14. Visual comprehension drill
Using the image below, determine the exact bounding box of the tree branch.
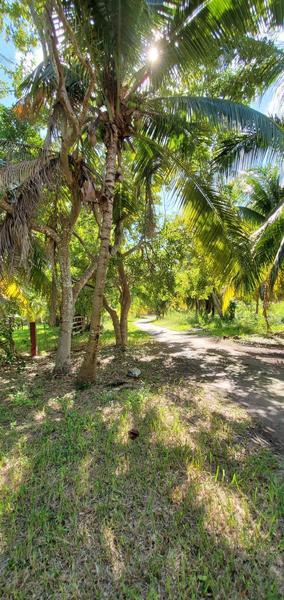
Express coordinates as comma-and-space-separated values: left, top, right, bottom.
46, 5, 79, 135
73, 257, 97, 302
72, 230, 94, 259
122, 238, 145, 257
55, 0, 96, 126
31, 222, 60, 243
45, 4, 79, 186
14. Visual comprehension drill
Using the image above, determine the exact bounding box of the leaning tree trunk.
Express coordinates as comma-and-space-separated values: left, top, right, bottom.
78, 130, 118, 382
54, 240, 74, 373
118, 258, 131, 349
103, 295, 122, 347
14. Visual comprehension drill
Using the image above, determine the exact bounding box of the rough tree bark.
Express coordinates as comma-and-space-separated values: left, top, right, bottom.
79, 129, 118, 382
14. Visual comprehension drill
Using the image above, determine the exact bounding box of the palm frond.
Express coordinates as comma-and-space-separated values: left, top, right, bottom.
0, 155, 60, 268
63, 0, 153, 88
251, 203, 284, 278
208, 37, 284, 102
140, 108, 211, 151
238, 206, 265, 225
147, 0, 284, 88
214, 131, 283, 175
135, 131, 255, 284
269, 234, 284, 289
29, 236, 50, 294
148, 96, 284, 150
17, 59, 89, 117
0, 153, 53, 192
251, 199, 284, 241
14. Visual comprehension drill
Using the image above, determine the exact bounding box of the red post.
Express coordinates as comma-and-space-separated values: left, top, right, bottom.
29, 321, 37, 357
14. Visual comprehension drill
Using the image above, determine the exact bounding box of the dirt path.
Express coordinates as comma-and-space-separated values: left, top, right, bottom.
136, 318, 284, 451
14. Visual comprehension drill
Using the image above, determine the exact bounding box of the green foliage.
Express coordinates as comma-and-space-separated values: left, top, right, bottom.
231, 168, 284, 292
0, 105, 42, 153
156, 300, 284, 337
0, 316, 15, 363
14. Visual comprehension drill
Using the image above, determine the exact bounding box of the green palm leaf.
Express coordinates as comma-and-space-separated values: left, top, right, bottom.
147, 0, 284, 88
238, 206, 265, 225
269, 234, 284, 289
213, 132, 283, 174
147, 96, 284, 149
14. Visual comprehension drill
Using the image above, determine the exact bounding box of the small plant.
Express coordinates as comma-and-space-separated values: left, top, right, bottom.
8, 384, 43, 408
9, 386, 33, 407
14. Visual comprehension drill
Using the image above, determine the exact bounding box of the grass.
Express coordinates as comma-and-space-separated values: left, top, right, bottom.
13, 317, 148, 355
155, 301, 284, 339
0, 342, 283, 599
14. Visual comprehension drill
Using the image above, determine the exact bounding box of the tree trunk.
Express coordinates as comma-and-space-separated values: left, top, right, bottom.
255, 290, 259, 315
54, 241, 74, 373
212, 290, 223, 319
262, 282, 272, 333
118, 258, 131, 349
49, 241, 57, 327
103, 295, 122, 347
78, 130, 118, 382
195, 300, 198, 319
29, 321, 37, 357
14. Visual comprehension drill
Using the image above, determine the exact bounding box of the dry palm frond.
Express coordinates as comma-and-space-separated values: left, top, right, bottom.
0, 155, 60, 269
0, 151, 54, 192
0, 139, 43, 161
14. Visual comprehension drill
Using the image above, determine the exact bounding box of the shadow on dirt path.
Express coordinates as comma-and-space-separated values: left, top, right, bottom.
136, 319, 284, 451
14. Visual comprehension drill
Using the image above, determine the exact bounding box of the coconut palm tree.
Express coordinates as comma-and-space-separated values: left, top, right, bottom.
1, 0, 284, 380
239, 169, 284, 291
222, 168, 284, 331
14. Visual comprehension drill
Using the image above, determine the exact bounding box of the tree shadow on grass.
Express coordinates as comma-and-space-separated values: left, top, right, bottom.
118, 339, 284, 452
0, 376, 283, 599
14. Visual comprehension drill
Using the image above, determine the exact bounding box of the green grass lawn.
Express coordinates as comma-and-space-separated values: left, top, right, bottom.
2, 313, 283, 597
13, 318, 148, 355
0, 356, 283, 599
155, 301, 284, 338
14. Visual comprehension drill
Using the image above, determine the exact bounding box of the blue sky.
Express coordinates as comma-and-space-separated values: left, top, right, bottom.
0, 37, 18, 106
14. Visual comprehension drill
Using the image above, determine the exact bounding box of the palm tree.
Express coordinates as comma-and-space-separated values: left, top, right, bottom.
223, 168, 284, 331
1, 0, 284, 380
240, 168, 284, 290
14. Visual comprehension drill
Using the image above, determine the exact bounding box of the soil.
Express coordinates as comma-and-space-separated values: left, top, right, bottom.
136, 318, 284, 451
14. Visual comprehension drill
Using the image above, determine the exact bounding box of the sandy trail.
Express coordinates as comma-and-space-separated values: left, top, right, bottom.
136, 318, 284, 451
